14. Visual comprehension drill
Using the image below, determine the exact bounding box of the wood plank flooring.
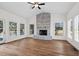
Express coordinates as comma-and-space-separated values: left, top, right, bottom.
0, 38, 78, 56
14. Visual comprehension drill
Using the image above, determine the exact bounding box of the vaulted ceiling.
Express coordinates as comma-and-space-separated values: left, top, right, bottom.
0, 2, 77, 19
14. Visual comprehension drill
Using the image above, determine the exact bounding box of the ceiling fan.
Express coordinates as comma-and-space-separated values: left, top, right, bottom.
28, 2, 45, 9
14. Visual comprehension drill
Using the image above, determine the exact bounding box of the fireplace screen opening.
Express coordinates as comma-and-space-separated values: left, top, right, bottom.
39, 30, 47, 35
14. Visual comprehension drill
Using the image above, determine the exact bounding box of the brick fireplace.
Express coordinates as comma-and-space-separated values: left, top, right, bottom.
34, 12, 52, 40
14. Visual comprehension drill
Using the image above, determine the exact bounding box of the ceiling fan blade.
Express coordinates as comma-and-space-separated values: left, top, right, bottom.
28, 2, 34, 4
38, 3, 45, 5
38, 6, 41, 9
32, 6, 35, 9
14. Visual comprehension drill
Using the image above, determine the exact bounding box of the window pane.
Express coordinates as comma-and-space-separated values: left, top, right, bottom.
30, 24, 34, 34
9, 22, 17, 36
55, 21, 64, 36
20, 24, 25, 35
0, 20, 3, 41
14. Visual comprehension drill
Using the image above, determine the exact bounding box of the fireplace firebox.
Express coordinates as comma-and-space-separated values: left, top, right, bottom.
39, 30, 47, 35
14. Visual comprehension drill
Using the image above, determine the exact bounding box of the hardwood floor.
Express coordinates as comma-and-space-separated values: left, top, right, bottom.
0, 38, 78, 56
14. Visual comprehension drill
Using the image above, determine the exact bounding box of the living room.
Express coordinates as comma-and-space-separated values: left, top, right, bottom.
0, 1, 79, 56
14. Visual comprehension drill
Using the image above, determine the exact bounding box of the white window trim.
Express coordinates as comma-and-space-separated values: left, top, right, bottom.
67, 19, 72, 39
74, 15, 79, 42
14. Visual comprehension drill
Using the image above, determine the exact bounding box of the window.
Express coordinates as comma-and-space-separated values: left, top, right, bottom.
74, 16, 79, 42
68, 19, 73, 39
20, 24, 25, 35
29, 24, 34, 34
0, 20, 3, 41
9, 22, 17, 36
55, 21, 64, 36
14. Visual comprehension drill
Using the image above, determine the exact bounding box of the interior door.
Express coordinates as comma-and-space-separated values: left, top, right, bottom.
0, 19, 5, 43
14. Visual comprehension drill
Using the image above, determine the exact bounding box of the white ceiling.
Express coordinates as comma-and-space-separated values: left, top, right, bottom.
0, 2, 76, 19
